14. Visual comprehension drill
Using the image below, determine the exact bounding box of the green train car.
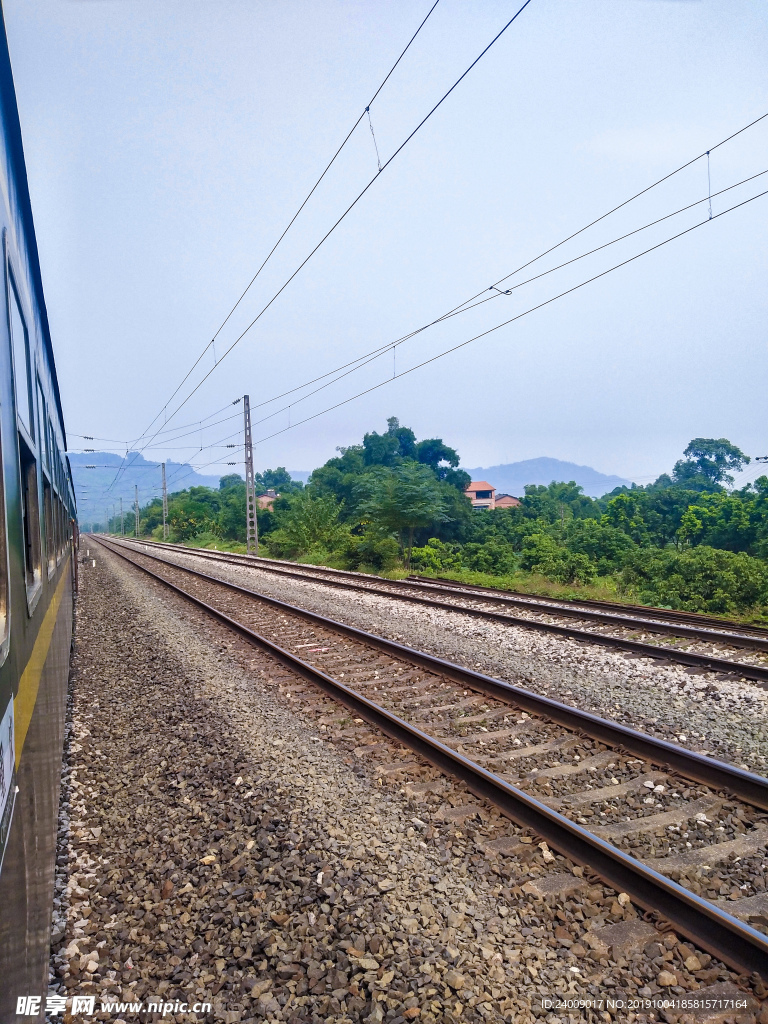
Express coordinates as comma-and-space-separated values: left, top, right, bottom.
0, 6, 77, 1019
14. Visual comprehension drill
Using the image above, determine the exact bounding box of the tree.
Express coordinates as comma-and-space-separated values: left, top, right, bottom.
362, 417, 417, 467
672, 438, 750, 490
357, 463, 451, 567
268, 491, 347, 557
256, 467, 303, 494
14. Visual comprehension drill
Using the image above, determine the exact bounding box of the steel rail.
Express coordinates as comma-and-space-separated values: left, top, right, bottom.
139, 540, 768, 650
103, 537, 768, 808
120, 539, 768, 685
96, 536, 768, 981
409, 573, 768, 637
127, 538, 768, 637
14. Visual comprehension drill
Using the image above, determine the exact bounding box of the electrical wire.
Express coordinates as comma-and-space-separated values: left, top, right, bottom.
101, 106, 767, 503
244, 186, 768, 450
129, 0, 535, 462
214, 166, 768, 435
149, 109, 768, 434
134, 0, 443, 449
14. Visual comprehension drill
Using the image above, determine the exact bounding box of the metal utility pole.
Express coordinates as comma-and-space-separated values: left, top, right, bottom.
120, 497, 124, 536
134, 485, 140, 538
162, 462, 169, 540
243, 394, 258, 553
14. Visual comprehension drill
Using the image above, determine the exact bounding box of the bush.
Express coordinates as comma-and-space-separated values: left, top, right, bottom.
410, 538, 463, 574
341, 532, 401, 572
519, 533, 596, 585
461, 541, 518, 576
564, 519, 636, 575
620, 546, 768, 613
267, 491, 349, 559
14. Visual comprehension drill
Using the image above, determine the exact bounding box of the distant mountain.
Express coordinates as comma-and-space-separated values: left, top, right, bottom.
462, 458, 632, 499
69, 452, 312, 523
68, 451, 225, 521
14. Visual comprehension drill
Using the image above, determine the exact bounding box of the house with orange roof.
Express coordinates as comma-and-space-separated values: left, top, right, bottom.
464, 481, 496, 509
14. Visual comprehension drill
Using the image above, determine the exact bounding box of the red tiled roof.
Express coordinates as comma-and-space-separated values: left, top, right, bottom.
465, 481, 494, 492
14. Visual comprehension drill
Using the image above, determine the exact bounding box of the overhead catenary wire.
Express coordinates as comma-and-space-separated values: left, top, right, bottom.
127, 0, 535, 467
94, 158, 768, 508
148, 109, 768, 437
235, 166, 768, 433
100, 107, 766, 508
243, 186, 768, 451
132, 0, 443, 451
119, 164, 753, 510
106, 400, 242, 493
156, 162, 767, 454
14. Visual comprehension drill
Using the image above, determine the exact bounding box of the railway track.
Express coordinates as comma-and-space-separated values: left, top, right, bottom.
95, 536, 768, 984
121, 538, 768, 686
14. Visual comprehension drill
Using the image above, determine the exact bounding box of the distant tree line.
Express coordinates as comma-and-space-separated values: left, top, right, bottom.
118, 424, 768, 617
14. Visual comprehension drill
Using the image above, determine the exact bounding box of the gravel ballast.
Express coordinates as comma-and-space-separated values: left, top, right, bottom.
48, 546, 765, 1023
123, 545, 768, 773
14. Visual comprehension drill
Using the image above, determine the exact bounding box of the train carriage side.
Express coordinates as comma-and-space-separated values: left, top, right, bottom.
0, 7, 76, 1019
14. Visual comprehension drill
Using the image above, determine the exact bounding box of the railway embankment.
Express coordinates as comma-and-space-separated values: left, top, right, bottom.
47, 545, 765, 1023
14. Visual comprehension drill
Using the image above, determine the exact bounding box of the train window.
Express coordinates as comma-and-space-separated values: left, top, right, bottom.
18, 435, 41, 598
37, 382, 48, 469
43, 476, 55, 576
9, 277, 32, 440
59, 499, 65, 560
55, 497, 63, 563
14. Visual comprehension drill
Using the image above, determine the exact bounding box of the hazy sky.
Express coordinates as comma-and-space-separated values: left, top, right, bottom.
5, 0, 768, 504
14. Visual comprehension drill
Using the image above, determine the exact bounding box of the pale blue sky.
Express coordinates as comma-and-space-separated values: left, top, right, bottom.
5, 0, 768, 504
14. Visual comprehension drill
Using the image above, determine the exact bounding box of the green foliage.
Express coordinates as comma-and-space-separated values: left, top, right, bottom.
256, 467, 304, 494
672, 437, 750, 490
357, 462, 451, 566
340, 533, 402, 572
620, 546, 768, 613
519, 533, 597, 584
130, 430, 768, 619
266, 490, 349, 560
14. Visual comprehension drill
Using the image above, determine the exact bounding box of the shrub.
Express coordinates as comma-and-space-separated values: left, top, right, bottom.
620, 546, 768, 612
519, 533, 596, 585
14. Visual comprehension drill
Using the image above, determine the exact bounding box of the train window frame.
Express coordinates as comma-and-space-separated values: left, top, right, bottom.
57, 496, 64, 563
42, 472, 55, 579
36, 379, 49, 471
18, 432, 42, 610
5, 247, 43, 611
8, 271, 33, 447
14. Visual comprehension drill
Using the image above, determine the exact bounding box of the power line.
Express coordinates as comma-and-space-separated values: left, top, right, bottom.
237, 166, 768, 434
126, 176, 765, 508
133, 0, 443, 450
478, 108, 768, 301
244, 186, 768, 451
105, 105, 767, 502
157, 109, 768, 437
106, 399, 242, 495
130, 0, 535, 455
103, 154, 768, 502
71, 397, 243, 448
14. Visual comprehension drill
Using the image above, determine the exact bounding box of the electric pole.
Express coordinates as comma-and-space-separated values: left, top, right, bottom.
120, 497, 124, 536
243, 394, 258, 553
134, 485, 140, 538
162, 462, 169, 540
